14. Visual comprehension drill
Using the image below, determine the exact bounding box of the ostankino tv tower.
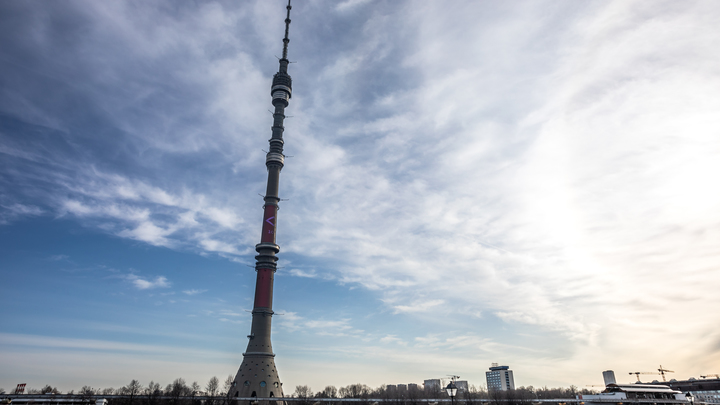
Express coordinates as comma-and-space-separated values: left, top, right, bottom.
230, 1, 294, 402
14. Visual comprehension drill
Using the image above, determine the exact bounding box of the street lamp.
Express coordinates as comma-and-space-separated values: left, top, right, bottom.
446, 382, 458, 405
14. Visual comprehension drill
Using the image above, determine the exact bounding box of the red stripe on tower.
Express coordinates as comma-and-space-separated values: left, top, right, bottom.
254, 268, 273, 308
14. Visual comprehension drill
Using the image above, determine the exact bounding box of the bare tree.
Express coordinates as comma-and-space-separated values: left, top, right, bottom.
222, 374, 235, 405
189, 381, 201, 405
466, 384, 489, 405
146, 381, 161, 395
294, 385, 312, 397
146, 381, 162, 405
41, 385, 60, 394
222, 375, 234, 396
338, 384, 370, 399
122, 380, 143, 405
167, 378, 190, 405
293, 386, 313, 405
206, 377, 220, 396
206, 377, 220, 405
80, 386, 95, 405
316, 386, 337, 398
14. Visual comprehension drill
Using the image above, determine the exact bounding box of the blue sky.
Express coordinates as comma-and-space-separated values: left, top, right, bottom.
2, 0, 720, 394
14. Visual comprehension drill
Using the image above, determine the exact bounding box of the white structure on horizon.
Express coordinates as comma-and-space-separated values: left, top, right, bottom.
603, 370, 617, 386
577, 383, 685, 405
486, 363, 515, 391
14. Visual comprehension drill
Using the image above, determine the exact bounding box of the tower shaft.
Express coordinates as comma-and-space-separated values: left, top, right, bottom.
231, 1, 293, 403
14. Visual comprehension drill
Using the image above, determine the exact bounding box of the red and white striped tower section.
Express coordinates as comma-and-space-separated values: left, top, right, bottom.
230, 1, 293, 403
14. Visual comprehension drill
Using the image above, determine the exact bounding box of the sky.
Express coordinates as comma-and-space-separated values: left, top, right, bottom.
1, 0, 720, 395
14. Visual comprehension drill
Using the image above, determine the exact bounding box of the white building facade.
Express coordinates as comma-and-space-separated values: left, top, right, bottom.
486, 364, 515, 391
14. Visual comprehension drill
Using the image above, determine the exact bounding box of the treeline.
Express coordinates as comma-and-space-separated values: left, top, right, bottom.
3, 376, 235, 403
290, 384, 597, 402
3, 379, 598, 405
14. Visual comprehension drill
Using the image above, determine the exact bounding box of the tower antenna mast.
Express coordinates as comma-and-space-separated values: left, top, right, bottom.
231, 1, 294, 403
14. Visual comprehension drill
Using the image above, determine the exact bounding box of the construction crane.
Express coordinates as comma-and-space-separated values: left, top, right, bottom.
701, 374, 719, 379
658, 365, 675, 382
629, 372, 660, 382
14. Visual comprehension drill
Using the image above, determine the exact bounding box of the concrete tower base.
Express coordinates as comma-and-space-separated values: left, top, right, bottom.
230, 355, 284, 405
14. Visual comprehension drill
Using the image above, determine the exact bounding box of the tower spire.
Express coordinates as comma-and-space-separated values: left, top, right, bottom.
281, 0, 291, 61
231, 2, 293, 404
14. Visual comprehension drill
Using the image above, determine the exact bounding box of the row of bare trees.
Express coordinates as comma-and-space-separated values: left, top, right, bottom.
4, 380, 596, 405
291, 383, 597, 403
3, 376, 237, 404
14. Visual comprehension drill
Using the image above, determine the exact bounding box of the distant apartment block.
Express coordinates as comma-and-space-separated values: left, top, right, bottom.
486, 363, 515, 391
424, 379, 442, 394
456, 381, 469, 392
387, 383, 422, 395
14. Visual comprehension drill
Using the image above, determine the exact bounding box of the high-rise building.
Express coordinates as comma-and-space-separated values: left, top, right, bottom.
486, 364, 515, 391
230, 1, 295, 402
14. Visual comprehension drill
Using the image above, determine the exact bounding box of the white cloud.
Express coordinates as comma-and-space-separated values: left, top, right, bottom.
379, 335, 404, 345
276, 311, 302, 332
118, 221, 173, 247
218, 318, 243, 325
205, 207, 243, 228
182, 289, 208, 296
125, 274, 170, 290
305, 319, 353, 330
335, 0, 373, 12
288, 268, 318, 278
277, 312, 364, 338
53, 170, 255, 252
1, 203, 44, 218
392, 299, 444, 314
219, 310, 242, 317
199, 238, 239, 254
